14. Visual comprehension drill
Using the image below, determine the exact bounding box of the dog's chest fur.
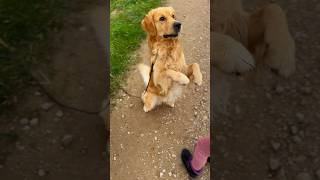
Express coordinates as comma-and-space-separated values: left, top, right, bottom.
153, 44, 185, 72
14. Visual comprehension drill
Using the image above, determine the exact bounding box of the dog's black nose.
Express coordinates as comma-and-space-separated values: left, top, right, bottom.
173, 22, 181, 33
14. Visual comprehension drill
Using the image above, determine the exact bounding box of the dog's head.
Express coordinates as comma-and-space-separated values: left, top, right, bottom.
141, 7, 181, 39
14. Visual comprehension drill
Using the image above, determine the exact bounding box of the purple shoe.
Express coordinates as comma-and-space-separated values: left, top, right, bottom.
181, 148, 203, 178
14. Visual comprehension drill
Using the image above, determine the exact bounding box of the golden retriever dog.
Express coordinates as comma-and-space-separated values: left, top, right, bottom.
137, 7, 202, 112
213, 0, 295, 77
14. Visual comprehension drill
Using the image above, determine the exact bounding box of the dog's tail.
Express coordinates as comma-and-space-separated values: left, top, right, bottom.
137, 63, 151, 87
213, 32, 255, 73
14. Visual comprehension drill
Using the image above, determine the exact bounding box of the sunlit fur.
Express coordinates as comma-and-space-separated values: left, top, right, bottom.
138, 7, 202, 112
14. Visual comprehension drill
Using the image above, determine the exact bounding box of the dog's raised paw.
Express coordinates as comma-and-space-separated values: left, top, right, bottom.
194, 74, 203, 86
180, 75, 190, 85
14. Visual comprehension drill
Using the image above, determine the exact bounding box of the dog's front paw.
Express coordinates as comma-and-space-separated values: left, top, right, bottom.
193, 73, 203, 86
180, 75, 190, 85
143, 105, 152, 112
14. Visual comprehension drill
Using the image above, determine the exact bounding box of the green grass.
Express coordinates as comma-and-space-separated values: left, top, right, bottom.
110, 0, 162, 95
0, 0, 67, 112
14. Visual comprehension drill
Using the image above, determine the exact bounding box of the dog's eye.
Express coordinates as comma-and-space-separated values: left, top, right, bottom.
159, 16, 166, 21
172, 15, 175, 19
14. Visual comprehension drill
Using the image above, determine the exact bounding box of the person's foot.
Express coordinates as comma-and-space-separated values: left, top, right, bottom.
181, 149, 203, 178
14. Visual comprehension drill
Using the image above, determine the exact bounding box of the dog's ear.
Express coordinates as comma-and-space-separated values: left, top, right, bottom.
141, 12, 156, 36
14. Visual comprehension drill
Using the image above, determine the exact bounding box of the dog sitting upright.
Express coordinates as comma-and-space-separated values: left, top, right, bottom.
138, 7, 202, 112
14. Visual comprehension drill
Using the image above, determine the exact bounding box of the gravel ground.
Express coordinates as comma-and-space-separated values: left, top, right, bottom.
110, 0, 210, 179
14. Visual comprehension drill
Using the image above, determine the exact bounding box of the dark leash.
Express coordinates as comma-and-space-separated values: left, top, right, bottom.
144, 49, 159, 94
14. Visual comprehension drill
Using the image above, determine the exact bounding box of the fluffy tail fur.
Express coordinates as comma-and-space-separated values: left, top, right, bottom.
137, 63, 151, 87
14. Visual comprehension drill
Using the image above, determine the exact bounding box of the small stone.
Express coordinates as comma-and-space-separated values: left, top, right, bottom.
194, 111, 198, 117
295, 172, 313, 180
20, 118, 29, 125
172, 154, 176, 158
53, 117, 60, 122
296, 113, 304, 121
56, 110, 64, 118
30, 118, 39, 126
41, 102, 53, 110
15, 142, 25, 150
38, 169, 46, 176
235, 106, 241, 114
293, 135, 302, 143
61, 134, 74, 147
315, 169, 320, 180
154, 137, 157, 141
271, 141, 281, 151
129, 104, 134, 108
23, 126, 30, 131
169, 172, 172, 176
269, 158, 281, 171
160, 172, 164, 177
276, 85, 284, 94
290, 126, 298, 134
34, 91, 42, 96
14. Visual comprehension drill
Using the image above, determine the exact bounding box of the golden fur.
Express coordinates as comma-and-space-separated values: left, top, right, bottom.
138, 7, 202, 112
213, 0, 295, 77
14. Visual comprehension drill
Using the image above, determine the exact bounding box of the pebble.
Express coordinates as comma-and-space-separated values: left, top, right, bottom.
61, 134, 74, 147
20, 118, 29, 125
34, 91, 42, 96
23, 126, 30, 131
295, 172, 313, 180
41, 102, 53, 110
53, 117, 60, 122
160, 172, 164, 177
315, 169, 320, 180
296, 113, 305, 121
269, 158, 281, 171
56, 110, 64, 118
129, 104, 134, 108
38, 169, 46, 176
30, 118, 39, 126
271, 141, 281, 151
291, 126, 299, 134
235, 106, 241, 114
276, 85, 284, 94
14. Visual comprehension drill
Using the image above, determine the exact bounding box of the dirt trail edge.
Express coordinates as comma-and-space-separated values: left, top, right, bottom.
110, 0, 210, 179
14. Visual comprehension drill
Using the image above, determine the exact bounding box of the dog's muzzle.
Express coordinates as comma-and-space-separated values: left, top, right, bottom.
173, 21, 181, 33
163, 21, 182, 38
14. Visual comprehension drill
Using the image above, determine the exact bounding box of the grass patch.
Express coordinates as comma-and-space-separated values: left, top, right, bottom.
0, 0, 67, 112
110, 0, 162, 95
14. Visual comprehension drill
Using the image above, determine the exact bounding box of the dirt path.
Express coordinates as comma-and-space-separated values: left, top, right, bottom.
0, 2, 108, 180
110, 0, 210, 179
213, 0, 320, 179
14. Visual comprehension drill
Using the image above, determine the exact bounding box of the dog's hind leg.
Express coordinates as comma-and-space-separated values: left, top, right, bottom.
141, 91, 158, 112
259, 3, 296, 77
